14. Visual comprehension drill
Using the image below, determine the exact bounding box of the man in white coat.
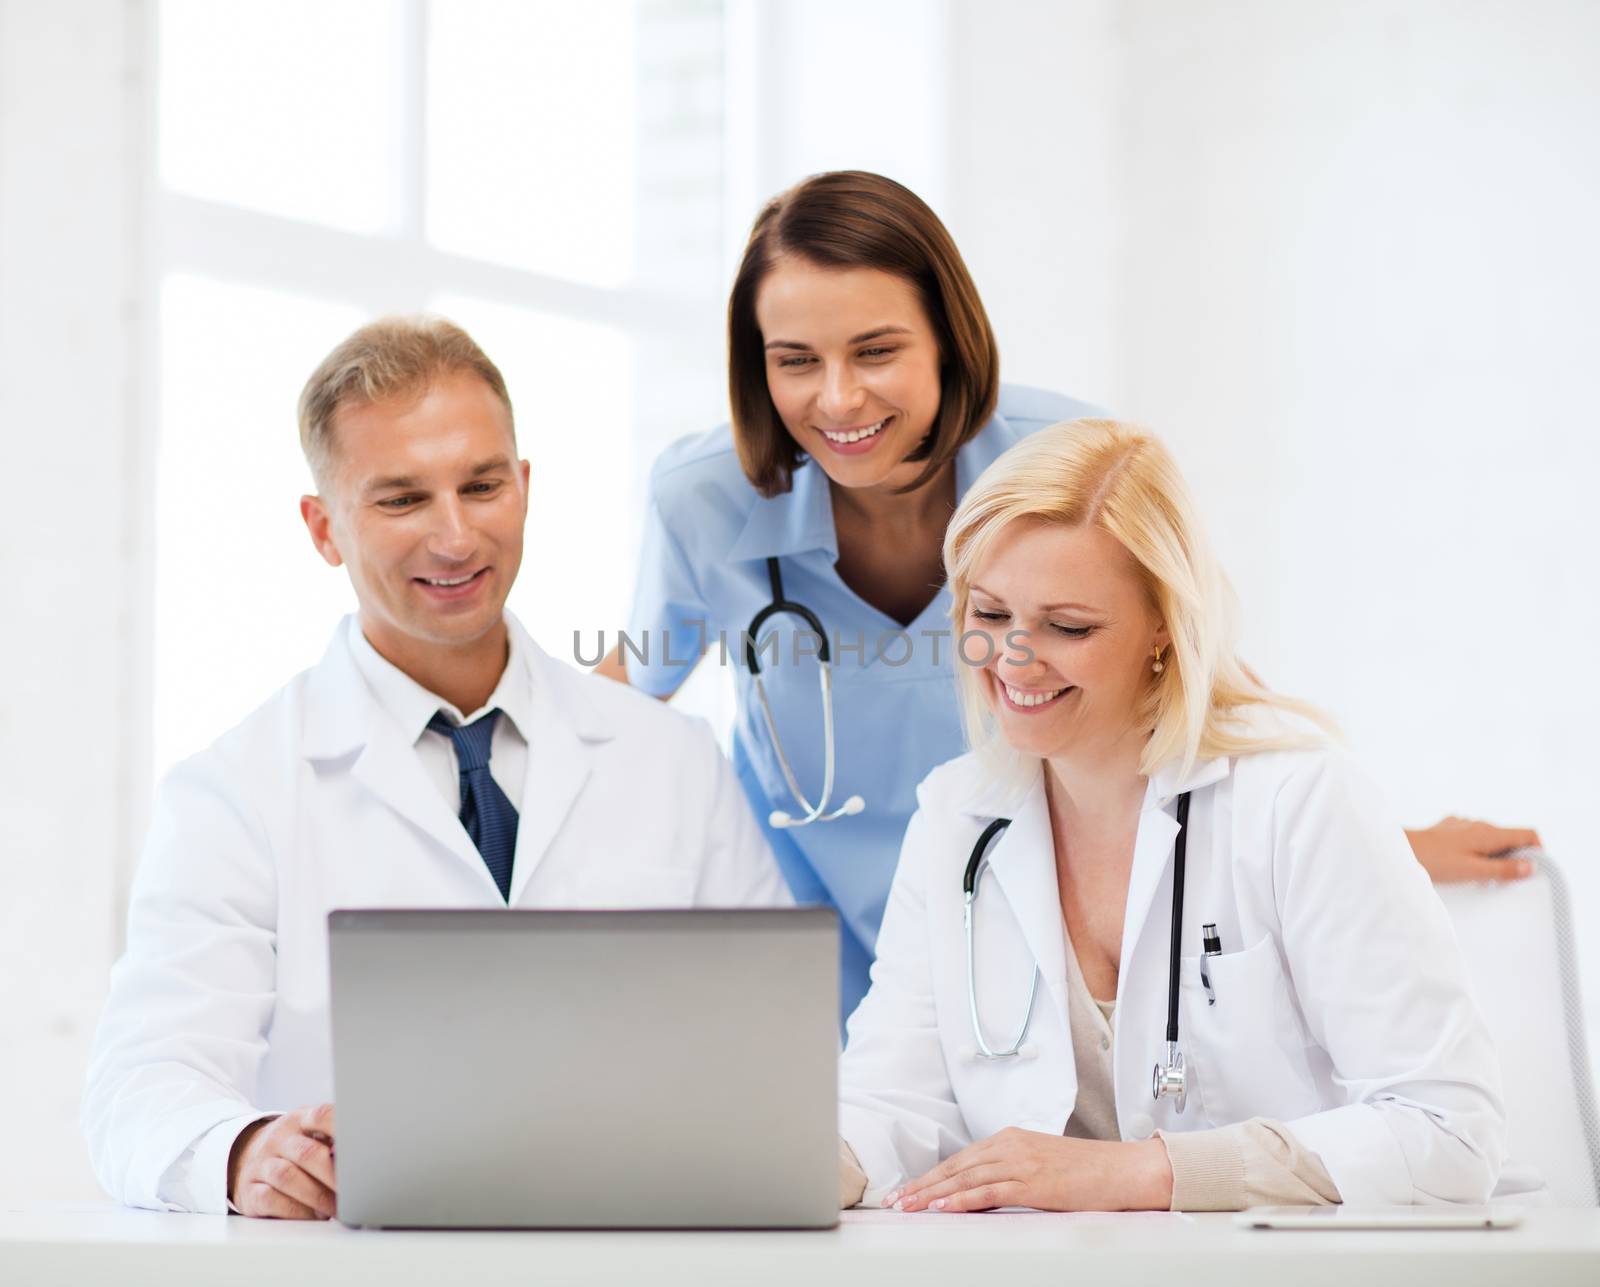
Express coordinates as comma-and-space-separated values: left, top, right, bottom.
82, 316, 790, 1219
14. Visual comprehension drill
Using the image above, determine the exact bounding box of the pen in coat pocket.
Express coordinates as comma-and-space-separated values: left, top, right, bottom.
1200, 922, 1221, 1005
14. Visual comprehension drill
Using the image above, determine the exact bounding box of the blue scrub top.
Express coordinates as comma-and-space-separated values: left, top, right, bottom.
625, 385, 1100, 1023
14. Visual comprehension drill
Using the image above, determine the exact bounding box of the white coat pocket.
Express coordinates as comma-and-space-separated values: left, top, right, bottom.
1179, 936, 1321, 1128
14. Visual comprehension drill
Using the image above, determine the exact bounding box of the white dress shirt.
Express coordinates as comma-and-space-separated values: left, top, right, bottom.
346, 622, 530, 816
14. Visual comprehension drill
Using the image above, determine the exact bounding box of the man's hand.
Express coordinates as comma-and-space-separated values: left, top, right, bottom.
227, 1102, 337, 1219
1407, 816, 1542, 884
884, 1129, 1173, 1213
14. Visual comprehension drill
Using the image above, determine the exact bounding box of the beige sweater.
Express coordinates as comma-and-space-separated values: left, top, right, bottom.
839, 929, 1341, 1211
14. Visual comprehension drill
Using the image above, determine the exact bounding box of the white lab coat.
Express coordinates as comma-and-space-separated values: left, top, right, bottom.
838, 744, 1508, 1207
83, 615, 790, 1214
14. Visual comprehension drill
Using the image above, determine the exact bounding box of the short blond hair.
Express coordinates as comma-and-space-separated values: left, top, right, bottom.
944, 419, 1333, 783
297, 315, 514, 489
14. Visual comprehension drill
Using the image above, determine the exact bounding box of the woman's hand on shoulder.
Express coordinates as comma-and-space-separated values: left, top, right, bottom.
1406, 816, 1541, 884
884, 1129, 1172, 1213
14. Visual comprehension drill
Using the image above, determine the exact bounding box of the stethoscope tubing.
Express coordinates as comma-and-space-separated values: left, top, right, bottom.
746, 557, 860, 828
751, 665, 840, 826
963, 817, 1038, 1059
964, 791, 1194, 1105
744, 558, 830, 671
1165, 791, 1191, 1044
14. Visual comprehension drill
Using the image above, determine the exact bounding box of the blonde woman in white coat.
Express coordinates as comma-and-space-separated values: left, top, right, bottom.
836, 420, 1506, 1213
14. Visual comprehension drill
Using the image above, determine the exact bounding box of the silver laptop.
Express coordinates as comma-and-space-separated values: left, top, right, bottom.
328, 908, 839, 1229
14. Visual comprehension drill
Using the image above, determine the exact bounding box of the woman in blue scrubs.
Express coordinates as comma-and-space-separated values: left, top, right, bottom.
597, 170, 1540, 1024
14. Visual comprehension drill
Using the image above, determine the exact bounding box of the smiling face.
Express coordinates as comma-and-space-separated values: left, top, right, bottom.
963, 518, 1168, 764
754, 257, 944, 492
300, 370, 530, 668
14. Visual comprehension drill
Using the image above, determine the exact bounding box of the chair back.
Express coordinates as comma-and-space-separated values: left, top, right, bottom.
1436, 851, 1600, 1205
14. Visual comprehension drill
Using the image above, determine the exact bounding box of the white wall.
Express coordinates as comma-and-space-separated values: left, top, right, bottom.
0, 0, 149, 1201
942, 0, 1600, 1024
944, 0, 1121, 408
723, 0, 952, 280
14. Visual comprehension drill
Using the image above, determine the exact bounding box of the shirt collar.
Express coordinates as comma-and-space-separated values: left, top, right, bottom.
953, 746, 1233, 818
724, 401, 1028, 565
1145, 754, 1232, 807
953, 399, 1028, 499
345, 614, 535, 745
725, 452, 839, 563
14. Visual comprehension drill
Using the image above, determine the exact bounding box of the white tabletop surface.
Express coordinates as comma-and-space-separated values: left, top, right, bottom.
3, 1203, 1597, 1286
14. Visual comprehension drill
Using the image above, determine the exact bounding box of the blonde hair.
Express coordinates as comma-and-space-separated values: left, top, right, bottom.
944, 419, 1333, 783
297, 315, 514, 489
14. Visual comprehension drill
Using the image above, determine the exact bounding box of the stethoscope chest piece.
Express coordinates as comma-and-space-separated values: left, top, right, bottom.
1152, 1041, 1187, 1114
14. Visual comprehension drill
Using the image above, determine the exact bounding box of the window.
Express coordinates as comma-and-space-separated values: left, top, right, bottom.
152, 0, 728, 774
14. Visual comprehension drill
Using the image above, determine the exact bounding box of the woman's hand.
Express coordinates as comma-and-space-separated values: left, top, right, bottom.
839, 1137, 868, 1209
884, 1129, 1172, 1213
1406, 816, 1541, 884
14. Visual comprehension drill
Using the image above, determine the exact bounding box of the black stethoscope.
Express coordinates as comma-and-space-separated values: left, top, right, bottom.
744, 556, 865, 830
963, 791, 1194, 1114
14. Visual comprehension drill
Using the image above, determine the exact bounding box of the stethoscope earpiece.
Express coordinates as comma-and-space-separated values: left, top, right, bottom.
770, 795, 865, 830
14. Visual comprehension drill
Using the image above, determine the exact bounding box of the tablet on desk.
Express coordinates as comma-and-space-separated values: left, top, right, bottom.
1237, 1205, 1523, 1231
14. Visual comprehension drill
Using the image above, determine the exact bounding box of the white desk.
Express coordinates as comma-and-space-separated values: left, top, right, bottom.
3, 1204, 1597, 1286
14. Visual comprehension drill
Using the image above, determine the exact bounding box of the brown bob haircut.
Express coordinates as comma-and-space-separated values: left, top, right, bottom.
727, 171, 1000, 498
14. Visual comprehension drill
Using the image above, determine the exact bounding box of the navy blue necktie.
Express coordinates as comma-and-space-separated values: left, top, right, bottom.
429, 710, 519, 902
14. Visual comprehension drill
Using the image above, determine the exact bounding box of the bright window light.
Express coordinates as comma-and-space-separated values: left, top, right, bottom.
433, 294, 638, 661
152, 2, 725, 773
427, 1, 637, 286
154, 275, 366, 776
157, 0, 405, 234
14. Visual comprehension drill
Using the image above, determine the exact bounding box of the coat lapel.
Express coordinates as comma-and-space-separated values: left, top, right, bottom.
301, 618, 498, 890
982, 773, 1071, 1035
1115, 797, 1181, 1000
507, 710, 590, 903
506, 633, 615, 903
1115, 756, 1231, 994
351, 720, 489, 881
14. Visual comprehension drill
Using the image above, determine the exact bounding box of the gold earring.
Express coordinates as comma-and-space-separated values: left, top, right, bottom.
1151, 646, 1165, 675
